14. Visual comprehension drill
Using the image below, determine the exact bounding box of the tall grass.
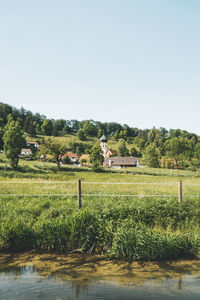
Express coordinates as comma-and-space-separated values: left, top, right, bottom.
1, 193, 200, 260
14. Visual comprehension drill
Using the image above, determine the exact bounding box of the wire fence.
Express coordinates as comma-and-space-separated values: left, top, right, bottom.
0, 179, 198, 207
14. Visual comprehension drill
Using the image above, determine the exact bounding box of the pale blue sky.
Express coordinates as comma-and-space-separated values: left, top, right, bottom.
0, 1, 200, 133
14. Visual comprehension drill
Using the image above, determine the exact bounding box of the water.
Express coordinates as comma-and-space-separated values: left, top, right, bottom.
0, 253, 200, 299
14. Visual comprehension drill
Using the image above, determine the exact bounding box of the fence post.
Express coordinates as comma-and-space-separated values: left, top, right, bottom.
78, 179, 82, 209
178, 180, 182, 203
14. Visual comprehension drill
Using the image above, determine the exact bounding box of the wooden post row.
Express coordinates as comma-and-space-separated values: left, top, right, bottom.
178, 180, 182, 203
78, 179, 82, 209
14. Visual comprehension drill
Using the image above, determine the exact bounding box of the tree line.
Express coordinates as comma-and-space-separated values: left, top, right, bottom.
1, 102, 200, 170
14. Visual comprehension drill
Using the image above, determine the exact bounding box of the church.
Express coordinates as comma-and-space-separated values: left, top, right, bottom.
100, 134, 114, 158
100, 134, 140, 168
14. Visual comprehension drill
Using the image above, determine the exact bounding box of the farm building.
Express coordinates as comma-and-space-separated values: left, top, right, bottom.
62, 152, 79, 163
21, 149, 32, 156
104, 157, 140, 169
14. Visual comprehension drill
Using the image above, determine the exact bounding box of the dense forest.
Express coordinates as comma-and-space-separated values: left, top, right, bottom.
1, 102, 200, 170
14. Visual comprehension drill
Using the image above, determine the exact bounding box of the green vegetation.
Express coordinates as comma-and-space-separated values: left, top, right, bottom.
0, 161, 200, 261
39, 138, 67, 171
3, 118, 26, 169
1, 190, 200, 260
89, 144, 104, 171
1, 102, 200, 171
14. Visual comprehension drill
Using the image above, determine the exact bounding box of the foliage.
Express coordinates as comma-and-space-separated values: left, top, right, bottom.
143, 145, 160, 168
82, 120, 97, 137
62, 155, 70, 164
117, 139, 129, 156
41, 119, 53, 136
77, 129, 87, 141
1, 101, 200, 171
39, 138, 67, 171
89, 144, 104, 171
3, 119, 26, 169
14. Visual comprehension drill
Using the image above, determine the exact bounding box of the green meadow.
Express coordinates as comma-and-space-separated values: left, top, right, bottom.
1, 156, 200, 261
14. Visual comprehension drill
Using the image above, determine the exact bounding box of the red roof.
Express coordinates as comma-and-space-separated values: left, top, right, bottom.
27, 141, 39, 145
80, 154, 90, 161
62, 152, 78, 159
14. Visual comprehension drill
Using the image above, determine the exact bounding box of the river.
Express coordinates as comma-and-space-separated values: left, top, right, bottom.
0, 252, 200, 299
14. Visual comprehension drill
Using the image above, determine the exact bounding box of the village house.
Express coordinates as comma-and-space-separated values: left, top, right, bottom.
21, 148, 32, 156
79, 154, 90, 165
104, 157, 140, 169
62, 152, 79, 163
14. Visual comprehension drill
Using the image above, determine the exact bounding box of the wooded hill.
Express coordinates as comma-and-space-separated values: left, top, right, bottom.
0, 102, 200, 170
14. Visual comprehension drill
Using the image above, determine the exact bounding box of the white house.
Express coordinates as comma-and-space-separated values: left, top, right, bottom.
21, 148, 32, 156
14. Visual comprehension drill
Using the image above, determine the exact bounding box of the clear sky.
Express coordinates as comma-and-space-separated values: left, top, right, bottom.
0, 0, 200, 133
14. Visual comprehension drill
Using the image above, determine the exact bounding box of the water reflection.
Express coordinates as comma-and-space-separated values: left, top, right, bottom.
0, 253, 200, 299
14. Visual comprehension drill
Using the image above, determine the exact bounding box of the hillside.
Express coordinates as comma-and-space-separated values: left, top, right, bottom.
1, 101, 200, 170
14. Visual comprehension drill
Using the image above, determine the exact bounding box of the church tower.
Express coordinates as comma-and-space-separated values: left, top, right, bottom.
100, 134, 108, 158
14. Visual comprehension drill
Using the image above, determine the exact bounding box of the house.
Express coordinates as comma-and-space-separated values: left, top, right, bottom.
21, 148, 32, 156
79, 154, 90, 164
104, 157, 140, 169
105, 150, 117, 158
62, 152, 79, 163
26, 141, 39, 148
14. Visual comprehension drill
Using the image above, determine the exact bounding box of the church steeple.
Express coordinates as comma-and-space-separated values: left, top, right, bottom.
100, 134, 108, 143
100, 134, 108, 158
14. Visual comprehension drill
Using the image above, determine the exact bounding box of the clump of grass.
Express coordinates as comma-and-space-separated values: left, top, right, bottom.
33, 209, 100, 252
0, 220, 34, 251
109, 222, 192, 261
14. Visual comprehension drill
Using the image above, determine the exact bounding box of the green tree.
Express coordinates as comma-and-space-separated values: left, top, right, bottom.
0, 127, 4, 150
143, 145, 160, 168
130, 147, 139, 157
118, 139, 129, 156
97, 128, 103, 138
89, 144, 104, 171
77, 129, 87, 141
52, 123, 59, 137
82, 120, 97, 137
41, 119, 53, 136
35, 123, 41, 135
113, 130, 120, 140
3, 119, 26, 169
27, 119, 36, 136
164, 137, 185, 165
193, 142, 200, 169
39, 139, 66, 171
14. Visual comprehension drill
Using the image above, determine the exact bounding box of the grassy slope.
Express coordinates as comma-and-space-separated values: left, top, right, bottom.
24, 132, 139, 152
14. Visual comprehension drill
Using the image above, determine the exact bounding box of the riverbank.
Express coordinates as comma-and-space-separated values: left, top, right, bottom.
1, 192, 200, 260
1, 252, 200, 284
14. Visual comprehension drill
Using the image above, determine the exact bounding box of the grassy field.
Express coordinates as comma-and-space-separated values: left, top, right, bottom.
1, 157, 200, 260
